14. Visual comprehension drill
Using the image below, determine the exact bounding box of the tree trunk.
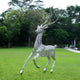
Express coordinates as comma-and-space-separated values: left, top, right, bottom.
28, 37, 31, 47
8, 41, 11, 48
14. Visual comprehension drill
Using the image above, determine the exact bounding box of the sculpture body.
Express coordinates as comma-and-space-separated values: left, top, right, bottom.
20, 22, 56, 75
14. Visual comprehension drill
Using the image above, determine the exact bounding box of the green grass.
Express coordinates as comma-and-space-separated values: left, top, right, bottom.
0, 47, 80, 80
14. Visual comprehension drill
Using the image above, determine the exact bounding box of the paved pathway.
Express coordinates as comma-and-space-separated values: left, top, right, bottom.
64, 47, 80, 53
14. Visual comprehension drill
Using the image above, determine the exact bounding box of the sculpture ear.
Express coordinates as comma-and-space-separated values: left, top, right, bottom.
37, 25, 40, 28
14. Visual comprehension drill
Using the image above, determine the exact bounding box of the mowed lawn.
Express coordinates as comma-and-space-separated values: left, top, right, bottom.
0, 47, 80, 80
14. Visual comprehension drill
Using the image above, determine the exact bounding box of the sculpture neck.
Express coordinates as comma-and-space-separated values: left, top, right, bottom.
34, 32, 43, 49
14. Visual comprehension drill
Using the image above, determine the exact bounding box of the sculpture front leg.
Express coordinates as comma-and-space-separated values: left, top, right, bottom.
33, 53, 40, 68
20, 53, 33, 75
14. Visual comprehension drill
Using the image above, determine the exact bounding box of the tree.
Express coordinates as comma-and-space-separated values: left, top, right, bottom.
66, 5, 80, 46
53, 29, 69, 44
43, 28, 69, 47
3, 10, 21, 47
9, 0, 33, 9
2, 8, 48, 46
0, 26, 8, 47
25, 9, 50, 46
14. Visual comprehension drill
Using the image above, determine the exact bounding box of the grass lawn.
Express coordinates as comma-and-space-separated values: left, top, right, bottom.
0, 47, 80, 80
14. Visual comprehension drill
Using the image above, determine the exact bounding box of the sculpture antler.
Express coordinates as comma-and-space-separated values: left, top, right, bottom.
43, 18, 58, 27
40, 7, 59, 29
40, 17, 58, 29
41, 20, 47, 26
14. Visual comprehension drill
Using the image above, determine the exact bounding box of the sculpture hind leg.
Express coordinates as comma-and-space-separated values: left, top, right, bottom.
33, 53, 40, 68
50, 56, 56, 72
43, 56, 50, 72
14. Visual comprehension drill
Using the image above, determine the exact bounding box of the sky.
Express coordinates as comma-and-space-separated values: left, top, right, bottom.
0, 0, 80, 14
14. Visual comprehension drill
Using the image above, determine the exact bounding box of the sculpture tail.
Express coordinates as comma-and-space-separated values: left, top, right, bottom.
54, 45, 57, 48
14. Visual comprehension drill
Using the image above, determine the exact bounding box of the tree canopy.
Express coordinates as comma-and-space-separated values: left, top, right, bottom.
0, 1, 80, 48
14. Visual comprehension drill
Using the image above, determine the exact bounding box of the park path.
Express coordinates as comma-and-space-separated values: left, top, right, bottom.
64, 47, 80, 53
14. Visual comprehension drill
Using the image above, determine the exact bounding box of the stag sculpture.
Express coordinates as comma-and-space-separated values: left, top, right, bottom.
20, 20, 57, 75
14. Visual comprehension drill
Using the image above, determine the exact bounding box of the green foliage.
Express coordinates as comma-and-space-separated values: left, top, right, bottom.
1, 4, 80, 47
43, 28, 69, 45
0, 47, 80, 80
3, 10, 21, 47
0, 26, 8, 46
53, 29, 69, 44
9, 0, 32, 8
1, 8, 49, 46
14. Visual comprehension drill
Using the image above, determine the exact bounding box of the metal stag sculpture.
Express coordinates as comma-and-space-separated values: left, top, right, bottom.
20, 20, 57, 75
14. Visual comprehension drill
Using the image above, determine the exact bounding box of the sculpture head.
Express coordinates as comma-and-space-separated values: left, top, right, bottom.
35, 24, 48, 33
